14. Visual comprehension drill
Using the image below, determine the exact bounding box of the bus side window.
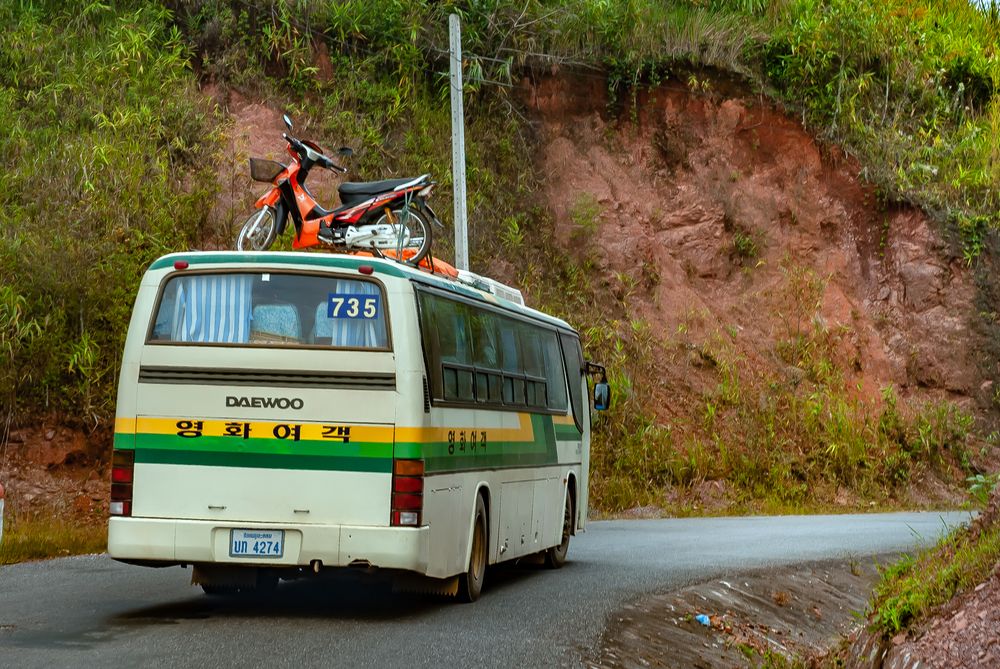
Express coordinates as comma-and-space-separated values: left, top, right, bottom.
499, 317, 524, 406
541, 331, 568, 411
559, 333, 585, 432
470, 311, 502, 404
518, 323, 547, 408
417, 291, 475, 403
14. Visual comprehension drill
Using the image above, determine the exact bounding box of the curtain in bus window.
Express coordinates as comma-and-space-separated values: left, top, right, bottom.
170, 274, 253, 343
312, 279, 387, 348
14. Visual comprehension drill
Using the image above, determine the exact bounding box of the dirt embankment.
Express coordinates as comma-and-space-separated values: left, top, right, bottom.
526, 71, 982, 416
0, 424, 109, 523
588, 559, 881, 668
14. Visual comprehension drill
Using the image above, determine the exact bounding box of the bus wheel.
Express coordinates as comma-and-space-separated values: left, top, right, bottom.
457, 495, 487, 603
544, 492, 573, 569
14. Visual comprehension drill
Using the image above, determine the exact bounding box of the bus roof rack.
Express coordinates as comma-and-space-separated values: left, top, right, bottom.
455, 270, 525, 306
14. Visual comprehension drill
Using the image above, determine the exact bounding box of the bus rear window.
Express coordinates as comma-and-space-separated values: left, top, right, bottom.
148, 272, 389, 349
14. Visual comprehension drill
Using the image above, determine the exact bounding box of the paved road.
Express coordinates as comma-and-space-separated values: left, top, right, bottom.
0, 512, 971, 668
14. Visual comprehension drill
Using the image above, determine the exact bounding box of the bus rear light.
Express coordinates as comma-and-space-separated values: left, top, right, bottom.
392, 492, 422, 510
111, 466, 133, 484
392, 511, 419, 526
394, 459, 424, 476
392, 476, 423, 493
391, 458, 424, 527
110, 449, 135, 517
109, 501, 132, 516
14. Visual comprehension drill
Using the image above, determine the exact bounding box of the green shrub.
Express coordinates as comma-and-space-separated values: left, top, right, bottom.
0, 0, 219, 419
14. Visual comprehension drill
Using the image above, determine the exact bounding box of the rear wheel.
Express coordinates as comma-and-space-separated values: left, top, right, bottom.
235, 206, 277, 251
457, 495, 487, 603
544, 491, 573, 569
374, 204, 432, 267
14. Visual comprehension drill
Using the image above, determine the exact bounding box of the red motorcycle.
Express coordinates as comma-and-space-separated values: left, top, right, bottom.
236, 115, 440, 264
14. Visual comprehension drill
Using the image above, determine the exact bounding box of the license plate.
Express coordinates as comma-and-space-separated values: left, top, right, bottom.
229, 529, 284, 558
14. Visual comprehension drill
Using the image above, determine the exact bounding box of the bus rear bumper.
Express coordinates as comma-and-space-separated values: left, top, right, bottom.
108, 517, 430, 574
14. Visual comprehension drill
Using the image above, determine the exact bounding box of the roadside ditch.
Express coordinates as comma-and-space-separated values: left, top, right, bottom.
584, 558, 886, 668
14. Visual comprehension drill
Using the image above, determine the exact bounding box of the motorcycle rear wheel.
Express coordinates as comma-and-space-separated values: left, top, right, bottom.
375, 204, 433, 267
235, 206, 277, 252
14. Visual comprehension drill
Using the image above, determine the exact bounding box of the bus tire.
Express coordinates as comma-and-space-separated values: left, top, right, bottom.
544, 491, 573, 569
457, 495, 487, 603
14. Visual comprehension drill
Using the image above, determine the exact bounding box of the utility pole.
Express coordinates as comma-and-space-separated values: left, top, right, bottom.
449, 13, 469, 271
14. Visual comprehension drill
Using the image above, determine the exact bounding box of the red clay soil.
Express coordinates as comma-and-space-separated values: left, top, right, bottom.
0, 423, 109, 522
847, 496, 1000, 669
524, 71, 981, 418
878, 573, 1000, 668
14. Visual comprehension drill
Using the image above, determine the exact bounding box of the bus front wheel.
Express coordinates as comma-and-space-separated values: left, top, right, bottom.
457, 495, 487, 603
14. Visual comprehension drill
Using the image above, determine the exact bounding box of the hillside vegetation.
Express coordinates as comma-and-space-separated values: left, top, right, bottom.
2, 0, 998, 512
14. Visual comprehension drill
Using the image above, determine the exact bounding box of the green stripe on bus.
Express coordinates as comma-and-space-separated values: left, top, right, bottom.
135, 448, 391, 472
554, 423, 582, 440
133, 433, 392, 459
113, 433, 135, 450
149, 253, 409, 277
395, 414, 560, 473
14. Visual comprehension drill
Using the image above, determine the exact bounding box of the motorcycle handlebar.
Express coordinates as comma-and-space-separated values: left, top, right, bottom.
284, 133, 347, 173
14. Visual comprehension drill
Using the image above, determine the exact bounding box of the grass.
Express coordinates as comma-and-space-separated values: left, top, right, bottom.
0, 512, 107, 565
0, 0, 219, 419
868, 519, 1000, 636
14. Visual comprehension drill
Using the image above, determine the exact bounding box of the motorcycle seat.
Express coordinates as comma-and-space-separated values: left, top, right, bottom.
339, 176, 427, 198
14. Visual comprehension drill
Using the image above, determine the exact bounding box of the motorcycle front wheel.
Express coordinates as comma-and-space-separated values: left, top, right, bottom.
235, 206, 277, 252
376, 204, 433, 267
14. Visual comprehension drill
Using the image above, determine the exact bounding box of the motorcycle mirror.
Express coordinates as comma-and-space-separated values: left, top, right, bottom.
337, 147, 353, 158
282, 114, 293, 131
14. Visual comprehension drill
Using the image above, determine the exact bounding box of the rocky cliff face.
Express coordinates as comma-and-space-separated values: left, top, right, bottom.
527, 70, 983, 420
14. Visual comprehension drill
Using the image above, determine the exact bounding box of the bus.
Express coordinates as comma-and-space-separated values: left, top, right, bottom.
108, 251, 608, 601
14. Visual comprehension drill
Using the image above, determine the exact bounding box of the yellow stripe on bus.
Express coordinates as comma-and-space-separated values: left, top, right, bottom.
127, 417, 393, 443
116, 412, 551, 445
114, 417, 137, 434
552, 413, 575, 425
394, 412, 536, 443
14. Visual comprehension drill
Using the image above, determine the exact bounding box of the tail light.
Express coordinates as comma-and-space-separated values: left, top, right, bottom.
391, 459, 424, 527
110, 449, 135, 517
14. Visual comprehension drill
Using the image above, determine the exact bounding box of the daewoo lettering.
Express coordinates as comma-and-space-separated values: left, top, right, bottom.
226, 396, 304, 410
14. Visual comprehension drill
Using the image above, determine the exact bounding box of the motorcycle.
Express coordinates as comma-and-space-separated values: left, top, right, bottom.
235, 114, 441, 265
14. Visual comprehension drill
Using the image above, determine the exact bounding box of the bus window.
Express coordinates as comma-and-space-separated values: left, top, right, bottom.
541, 331, 568, 411
559, 333, 585, 431
417, 291, 475, 402
150, 273, 388, 349
498, 317, 525, 406
311, 279, 386, 348
470, 311, 502, 403
518, 323, 547, 409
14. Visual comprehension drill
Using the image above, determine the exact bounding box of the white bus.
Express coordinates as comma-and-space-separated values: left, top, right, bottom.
108, 251, 608, 601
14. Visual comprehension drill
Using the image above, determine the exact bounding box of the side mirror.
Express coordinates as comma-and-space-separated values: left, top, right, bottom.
594, 381, 610, 411
337, 147, 353, 158
282, 114, 293, 131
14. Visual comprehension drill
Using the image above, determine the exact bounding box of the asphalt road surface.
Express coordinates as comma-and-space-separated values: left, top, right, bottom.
0, 512, 971, 668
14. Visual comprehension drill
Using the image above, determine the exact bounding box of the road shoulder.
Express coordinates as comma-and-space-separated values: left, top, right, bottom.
585, 558, 886, 668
